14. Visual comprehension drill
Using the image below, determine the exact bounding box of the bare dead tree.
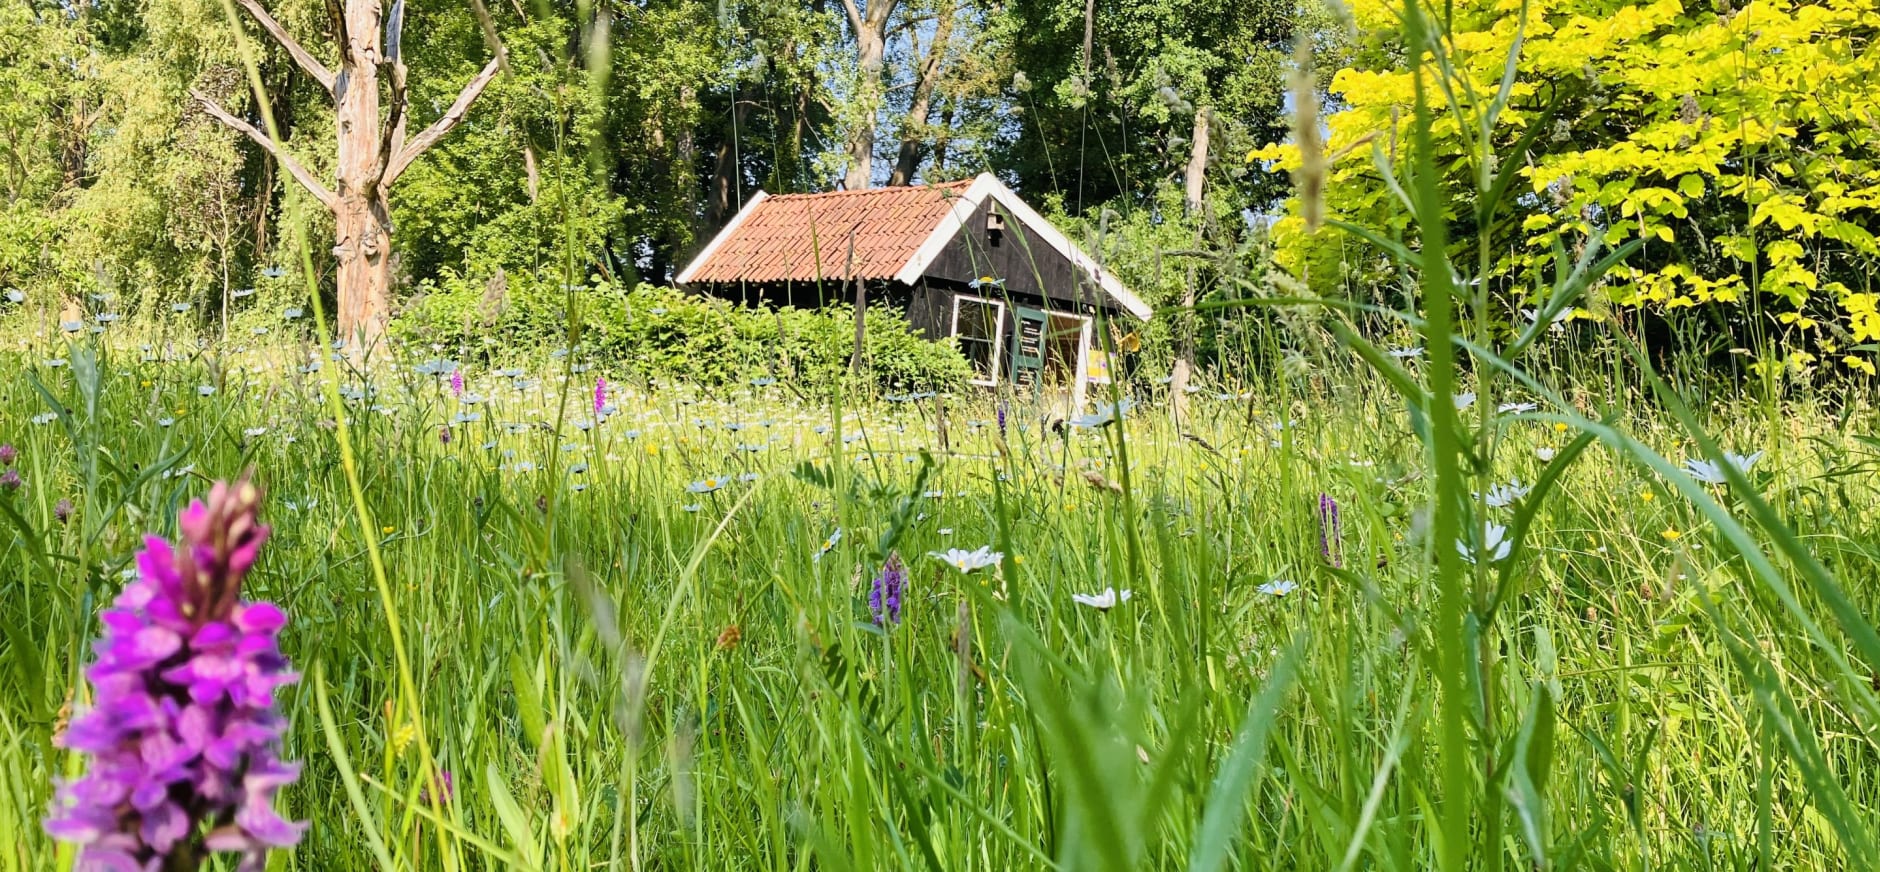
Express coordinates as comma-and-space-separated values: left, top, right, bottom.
193, 0, 503, 348
1170, 106, 1211, 426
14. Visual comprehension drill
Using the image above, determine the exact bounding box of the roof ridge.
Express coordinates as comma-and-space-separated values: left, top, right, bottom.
765, 179, 975, 201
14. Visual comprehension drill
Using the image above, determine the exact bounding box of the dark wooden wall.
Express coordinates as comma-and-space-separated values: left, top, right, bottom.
682, 279, 840, 310
922, 201, 1104, 315
687, 197, 1115, 351
906, 280, 955, 339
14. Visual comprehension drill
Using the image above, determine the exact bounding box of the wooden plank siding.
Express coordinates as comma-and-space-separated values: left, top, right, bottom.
675, 175, 1145, 402
920, 200, 1101, 315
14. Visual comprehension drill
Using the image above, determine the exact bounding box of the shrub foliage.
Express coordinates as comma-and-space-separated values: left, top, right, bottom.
394, 275, 971, 391
1258, 0, 1880, 374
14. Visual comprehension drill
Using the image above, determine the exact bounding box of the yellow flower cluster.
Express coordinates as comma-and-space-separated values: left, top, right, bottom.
1258, 0, 1880, 374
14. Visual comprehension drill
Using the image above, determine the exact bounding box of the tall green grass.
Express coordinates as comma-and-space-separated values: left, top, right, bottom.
0, 327, 1877, 869
4, 0, 1880, 868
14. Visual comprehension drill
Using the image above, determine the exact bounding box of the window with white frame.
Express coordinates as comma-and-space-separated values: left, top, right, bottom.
951, 295, 1005, 386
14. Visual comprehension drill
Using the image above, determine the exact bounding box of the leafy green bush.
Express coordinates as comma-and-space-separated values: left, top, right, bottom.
393, 275, 970, 392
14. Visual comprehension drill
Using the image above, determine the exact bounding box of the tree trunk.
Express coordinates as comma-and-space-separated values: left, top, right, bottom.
841, 0, 897, 190
888, 0, 953, 187
845, 29, 885, 189
672, 86, 695, 190
253, 157, 273, 255
705, 98, 753, 229
1184, 107, 1210, 215
792, 81, 811, 175
1170, 107, 1210, 427
333, 192, 394, 345
334, 0, 390, 346
931, 101, 955, 175
200, 0, 501, 353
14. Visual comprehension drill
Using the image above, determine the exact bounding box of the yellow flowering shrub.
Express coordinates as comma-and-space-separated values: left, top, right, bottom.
1255, 0, 1880, 371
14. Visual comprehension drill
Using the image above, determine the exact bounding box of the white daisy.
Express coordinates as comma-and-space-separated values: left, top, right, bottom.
1683, 450, 1762, 485
929, 546, 1002, 574
1258, 579, 1299, 597
1069, 399, 1136, 429
1458, 522, 1512, 564
812, 529, 842, 563
1478, 480, 1530, 509
1071, 587, 1132, 610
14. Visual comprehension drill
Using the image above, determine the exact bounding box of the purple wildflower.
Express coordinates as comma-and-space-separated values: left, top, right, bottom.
55, 498, 73, 524
868, 552, 906, 626
0, 443, 15, 464
449, 369, 464, 398
44, 474, 303, 869
418, 770, 454, 806
1317, 493, 1342, 568
0, 468, 20, 492
438, 425, 451, 445
594, 377, 607, 417
995, 401, 1008, 437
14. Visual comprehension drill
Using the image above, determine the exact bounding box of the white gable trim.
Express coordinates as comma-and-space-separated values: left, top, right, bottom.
892, 176, 996, 289
892, 173, 1152, 321
674, 190, 769, 286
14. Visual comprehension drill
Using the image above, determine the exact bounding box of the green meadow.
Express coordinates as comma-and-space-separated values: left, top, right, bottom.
7, 0, 1880, 865
2, 334, 1877, 870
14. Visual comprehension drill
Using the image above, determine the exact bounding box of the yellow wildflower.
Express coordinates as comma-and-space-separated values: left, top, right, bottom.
391, 722, 416, 754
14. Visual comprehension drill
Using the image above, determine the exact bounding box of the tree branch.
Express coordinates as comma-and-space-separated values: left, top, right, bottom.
377, 0, 410, 170
885, 10, 932, 38
232, 0, 336, 93
866, 0, 898, 29
838, 0, 864, 35
323, 0, 351, 70
382, 54, 503, 186
190, 91, 337, 210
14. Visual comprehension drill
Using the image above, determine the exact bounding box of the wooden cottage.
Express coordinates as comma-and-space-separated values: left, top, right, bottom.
674, 173, 1150, 408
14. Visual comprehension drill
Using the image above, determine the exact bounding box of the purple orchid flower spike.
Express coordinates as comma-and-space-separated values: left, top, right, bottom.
419, 769, 454, 806
1317, 493, 1342, 568
869, 552, 906, 626
594, 376, 608, 417
45, 472, 303, 870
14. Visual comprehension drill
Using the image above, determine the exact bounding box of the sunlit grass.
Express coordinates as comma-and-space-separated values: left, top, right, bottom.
2, 334, 1877, 869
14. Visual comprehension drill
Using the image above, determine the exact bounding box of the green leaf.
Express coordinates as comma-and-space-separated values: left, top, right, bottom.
311, 661, 398, 870
1187, 645, 1299, 872
509, 650, 545, 749
485, 761, 545, 869
1505, 683, 1556, 867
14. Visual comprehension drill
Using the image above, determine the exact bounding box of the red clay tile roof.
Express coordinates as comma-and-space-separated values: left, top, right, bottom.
681, 180, 975, 284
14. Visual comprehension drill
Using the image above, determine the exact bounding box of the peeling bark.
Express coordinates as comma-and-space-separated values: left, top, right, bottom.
1170, 107, 1210, 426
201, 0, 503, 349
